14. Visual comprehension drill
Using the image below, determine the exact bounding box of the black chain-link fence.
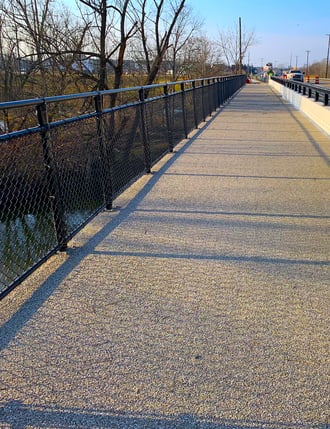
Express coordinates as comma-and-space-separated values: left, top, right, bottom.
0, 75, 246, 298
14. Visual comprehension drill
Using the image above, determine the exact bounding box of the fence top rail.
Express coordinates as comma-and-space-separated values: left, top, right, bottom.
0, 75, 242, 111
271, 76, 330, 96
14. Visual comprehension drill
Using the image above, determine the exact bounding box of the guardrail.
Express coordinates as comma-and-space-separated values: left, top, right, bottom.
271, 76, 330, 105
0, 74, 246, 298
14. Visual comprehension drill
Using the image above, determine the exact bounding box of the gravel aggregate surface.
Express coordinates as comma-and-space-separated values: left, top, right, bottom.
1, 83, 329, 429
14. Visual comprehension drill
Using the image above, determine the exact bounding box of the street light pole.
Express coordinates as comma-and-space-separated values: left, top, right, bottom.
326, 34, 330, 78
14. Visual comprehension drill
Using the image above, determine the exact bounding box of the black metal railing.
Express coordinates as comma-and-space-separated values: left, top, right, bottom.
271, 76, 330, 105
0, 75, 245, 298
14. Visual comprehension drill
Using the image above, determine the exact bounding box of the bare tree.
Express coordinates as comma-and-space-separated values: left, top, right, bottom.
3, 0, 56, 95
0, 0, 86, 98
306, 59, 326, 78
73, 0, 137, 94
179, 36, 214, 78
0, 0, 197, 103
0, 14, 19, 102
166, 4, 203, 80
0, 0, 138, 96
217, 20, 256, 73
133, 0, 186, 86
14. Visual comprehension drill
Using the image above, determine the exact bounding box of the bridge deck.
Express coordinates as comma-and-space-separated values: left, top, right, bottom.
1, 83, 329, 428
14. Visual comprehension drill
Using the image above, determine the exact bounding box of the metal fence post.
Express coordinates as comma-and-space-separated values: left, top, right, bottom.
315, 91, 319, 102
216, 77, 221, 108
163, 84, 174, 152
201, 80, 206, 122
222, 77, 226, 103
36, 102, 68, 250
205, 79, 210, 116
192, 81, 198, 129
215, 78, 220, 108
94, 93, 113, 210
180, 82, 188, 138
219, 77, 224, 105
212, 78, 217, 111
139, 88, 152, 173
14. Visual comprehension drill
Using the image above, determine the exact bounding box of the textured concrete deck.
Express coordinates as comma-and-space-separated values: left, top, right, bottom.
1, 83, 329, 429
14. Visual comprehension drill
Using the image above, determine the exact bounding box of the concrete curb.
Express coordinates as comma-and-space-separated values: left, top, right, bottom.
269, 78, 330, 137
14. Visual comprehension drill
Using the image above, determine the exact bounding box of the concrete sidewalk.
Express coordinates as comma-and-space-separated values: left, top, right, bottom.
1, 83, 329, 429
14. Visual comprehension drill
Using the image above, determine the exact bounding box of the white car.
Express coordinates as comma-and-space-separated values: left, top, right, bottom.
287, 69, 304, 82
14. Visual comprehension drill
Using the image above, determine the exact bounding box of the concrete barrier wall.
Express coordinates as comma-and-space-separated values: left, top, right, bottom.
269, 78, 330, 137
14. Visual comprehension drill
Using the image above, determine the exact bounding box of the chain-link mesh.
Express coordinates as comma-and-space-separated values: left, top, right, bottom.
194, 86, 205, 124
184, 89, 196, 134
0, 132, 58, 291
145, 98, 170, 164
203, 84, 212, 118
168, 92, 186, 145
102, 104, 146, 197
49, 116, 108, 235
0, 76, 246, 298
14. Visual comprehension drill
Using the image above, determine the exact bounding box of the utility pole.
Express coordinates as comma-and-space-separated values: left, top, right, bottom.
239, 17, 242, 74
326, 34, 330, 78
306, 50, 310, 75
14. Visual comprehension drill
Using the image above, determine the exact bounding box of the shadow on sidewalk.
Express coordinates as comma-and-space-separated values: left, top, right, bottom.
0, 114, 217, 351
1, 400, 328, 429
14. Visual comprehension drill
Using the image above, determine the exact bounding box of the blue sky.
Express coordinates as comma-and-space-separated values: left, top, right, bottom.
187, 0, 330, 68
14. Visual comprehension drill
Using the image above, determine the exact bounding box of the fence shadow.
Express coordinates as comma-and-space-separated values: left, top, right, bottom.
1, 400, 327, 429
0, 113, 218, 352
272, 89, 330, 167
